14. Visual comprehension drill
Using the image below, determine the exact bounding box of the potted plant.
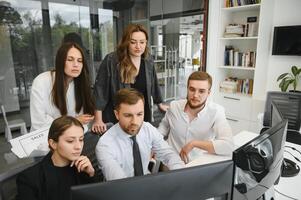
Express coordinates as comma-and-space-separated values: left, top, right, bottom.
277, 65, 301, 92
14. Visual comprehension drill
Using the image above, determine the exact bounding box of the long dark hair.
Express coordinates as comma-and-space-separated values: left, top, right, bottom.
52, 42, 95, 115
117, 24, 149, 84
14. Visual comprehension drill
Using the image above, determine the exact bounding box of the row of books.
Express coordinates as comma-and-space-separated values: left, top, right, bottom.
225, 0, 261, 7
220, 77, 253, 95
224, 46, 256, 67
224, 17, 258, 37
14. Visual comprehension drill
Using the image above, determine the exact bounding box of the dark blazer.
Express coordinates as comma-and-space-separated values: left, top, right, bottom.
16, 153, 94, 200
94, 52, 163, 123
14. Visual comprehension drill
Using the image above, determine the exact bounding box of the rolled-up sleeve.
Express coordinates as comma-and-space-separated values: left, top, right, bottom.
212, 107, 234, 155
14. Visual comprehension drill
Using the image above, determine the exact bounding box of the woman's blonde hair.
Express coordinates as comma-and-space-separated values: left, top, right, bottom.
117, 24, 149, 83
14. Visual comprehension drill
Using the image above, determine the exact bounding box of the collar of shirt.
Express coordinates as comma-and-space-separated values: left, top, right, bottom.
180, 99, 210, 119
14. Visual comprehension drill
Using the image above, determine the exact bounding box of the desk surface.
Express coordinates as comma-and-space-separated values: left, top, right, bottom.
185, 131, 301, 200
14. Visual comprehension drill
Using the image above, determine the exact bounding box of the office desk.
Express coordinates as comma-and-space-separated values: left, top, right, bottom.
274, 141, 301, 200
186, 131, 301, 200
234, 131, 301, 200
185, 130, 257, 168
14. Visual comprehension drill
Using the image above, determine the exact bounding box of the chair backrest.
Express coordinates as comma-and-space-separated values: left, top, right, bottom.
263, 91, 301, 131
81, 123, 114, 181
1, 105, 9, 127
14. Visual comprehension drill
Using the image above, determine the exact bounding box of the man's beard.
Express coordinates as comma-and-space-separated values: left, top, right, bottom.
124, 124, 142, 135
187, 98, 206, 109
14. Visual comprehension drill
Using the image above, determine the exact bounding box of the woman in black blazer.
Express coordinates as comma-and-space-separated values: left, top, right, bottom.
92, 24, 169, 134
16, 116, 96, 200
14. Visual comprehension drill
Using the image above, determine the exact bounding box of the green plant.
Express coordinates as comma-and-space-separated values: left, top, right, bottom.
277, 66, 301, 92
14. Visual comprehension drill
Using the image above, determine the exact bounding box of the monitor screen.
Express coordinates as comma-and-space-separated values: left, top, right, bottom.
71, 160, 234, 200
232, 119, 288, 200
272, 25, 301, 56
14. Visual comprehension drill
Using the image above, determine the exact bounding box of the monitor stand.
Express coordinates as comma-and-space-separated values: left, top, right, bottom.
281, 158, 300, 177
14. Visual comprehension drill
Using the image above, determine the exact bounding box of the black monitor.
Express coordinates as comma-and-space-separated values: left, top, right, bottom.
232, 119, 288, 200
71, 160, 234, 200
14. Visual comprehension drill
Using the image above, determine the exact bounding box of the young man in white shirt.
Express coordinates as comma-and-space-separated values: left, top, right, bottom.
158, 71, 234, 163
95, 88, 184, 181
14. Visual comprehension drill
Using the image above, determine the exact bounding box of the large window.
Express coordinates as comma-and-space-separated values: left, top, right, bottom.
0, 0, 207, 129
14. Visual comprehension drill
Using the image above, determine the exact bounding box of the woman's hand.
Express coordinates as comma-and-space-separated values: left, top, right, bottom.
158, 103, 169, 112
71, 156, 95, 177
91, 119, 107, 134
76, 114, 94, 125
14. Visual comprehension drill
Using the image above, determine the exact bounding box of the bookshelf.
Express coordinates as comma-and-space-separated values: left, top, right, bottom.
217, 1, 261, 96
207, 0, 275, 134
210, 0, 266, 134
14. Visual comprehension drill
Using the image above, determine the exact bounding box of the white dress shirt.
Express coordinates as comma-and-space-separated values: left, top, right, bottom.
30, 71, 84, 131
95, 122, 184, 181
158, 99, 234, 161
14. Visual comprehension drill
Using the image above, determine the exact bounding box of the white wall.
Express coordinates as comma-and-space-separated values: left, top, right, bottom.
265, 0, 301, 92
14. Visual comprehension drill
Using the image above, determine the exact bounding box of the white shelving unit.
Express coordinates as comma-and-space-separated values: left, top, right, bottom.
209, 0, 275, 134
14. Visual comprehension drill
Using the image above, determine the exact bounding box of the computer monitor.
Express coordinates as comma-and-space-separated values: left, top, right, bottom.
71, 160, 234, 200
232, 119, 288, 200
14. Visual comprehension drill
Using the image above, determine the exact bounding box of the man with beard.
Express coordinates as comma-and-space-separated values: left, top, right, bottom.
95, 88, 184, 181
158, 71, 234, 164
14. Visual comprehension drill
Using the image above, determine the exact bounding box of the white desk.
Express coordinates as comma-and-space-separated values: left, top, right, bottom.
274, 141, 301, 200
185, 131, 301, 200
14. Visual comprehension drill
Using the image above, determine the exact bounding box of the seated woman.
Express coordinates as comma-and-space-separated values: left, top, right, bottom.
16, 116, 96, 200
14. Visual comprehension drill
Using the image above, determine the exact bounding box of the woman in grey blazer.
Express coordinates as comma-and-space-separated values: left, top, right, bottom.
92, 24, 168, 134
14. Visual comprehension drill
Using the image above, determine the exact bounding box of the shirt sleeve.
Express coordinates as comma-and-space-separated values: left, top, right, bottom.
94, 54, 111, 111
150, 59, 163, 104
95, 139, 127, 181
30, 74, 55, 131
149, 125, 184, 169
211, 106, 234, 155
157, 109, 171, 137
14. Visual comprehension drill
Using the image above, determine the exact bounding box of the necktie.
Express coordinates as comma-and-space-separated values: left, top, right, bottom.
131, 135, 144, 176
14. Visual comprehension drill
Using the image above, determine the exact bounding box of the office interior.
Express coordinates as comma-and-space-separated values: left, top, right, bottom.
0, 0, 301, 199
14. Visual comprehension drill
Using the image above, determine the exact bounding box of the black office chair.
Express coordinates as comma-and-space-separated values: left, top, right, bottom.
261, 91, 301, 145
81, 123, 114, 181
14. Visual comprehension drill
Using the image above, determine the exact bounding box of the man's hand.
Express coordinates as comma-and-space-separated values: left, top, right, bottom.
179, 141, 195, 164
71, 156, 95, 177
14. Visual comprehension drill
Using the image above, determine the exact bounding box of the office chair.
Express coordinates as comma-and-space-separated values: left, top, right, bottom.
81, 123, 114, 181
261, 91, 301, 145
261, 91, 301, 177
1, 105, 27, 142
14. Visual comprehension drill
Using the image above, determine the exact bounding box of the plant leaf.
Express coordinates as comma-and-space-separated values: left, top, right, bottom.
277, 73, 289, 81
279, 78, 287, 91
282, 80, 291, 92
292, 66, 298, 76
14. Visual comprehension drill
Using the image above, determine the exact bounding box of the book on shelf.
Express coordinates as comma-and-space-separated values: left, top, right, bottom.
220, 77, 253, 95
225, 0, 261, 8
224, 46, 256, 67
245, 16, 258, 37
